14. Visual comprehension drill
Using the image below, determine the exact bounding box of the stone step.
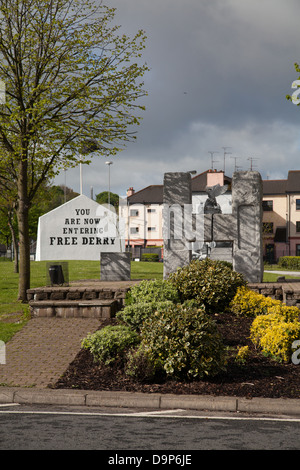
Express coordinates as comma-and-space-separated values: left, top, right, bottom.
26, 284, 134, 308
29, 299, 119, 319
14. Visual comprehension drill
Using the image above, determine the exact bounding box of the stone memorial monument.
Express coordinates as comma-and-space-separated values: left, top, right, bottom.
163, 170, 263, 283
163, 172, 193, 279
100, 252, 131, 281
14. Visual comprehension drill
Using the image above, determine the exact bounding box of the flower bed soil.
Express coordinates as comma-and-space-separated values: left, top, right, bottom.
54, 313, 300, 399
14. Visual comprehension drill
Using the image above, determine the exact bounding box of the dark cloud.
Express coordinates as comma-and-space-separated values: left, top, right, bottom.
55, 0, 300, 196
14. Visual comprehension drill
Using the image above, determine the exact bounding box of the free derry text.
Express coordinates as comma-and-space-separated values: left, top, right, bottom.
49, 213, 116, 246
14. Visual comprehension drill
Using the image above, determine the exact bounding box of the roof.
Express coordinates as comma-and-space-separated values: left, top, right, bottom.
127, 170, 300, 204
127, 185, 163, 204
263, 179, 287, 195
191, 171, 208, 192
286, 171, 300, 193
263, 171, 300, 195
127, 171, 232, 204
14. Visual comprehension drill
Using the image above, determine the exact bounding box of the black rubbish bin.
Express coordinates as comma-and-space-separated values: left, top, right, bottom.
49, 264, 65, 286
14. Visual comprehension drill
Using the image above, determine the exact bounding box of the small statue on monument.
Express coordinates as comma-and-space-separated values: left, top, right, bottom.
204, 184, 228, 214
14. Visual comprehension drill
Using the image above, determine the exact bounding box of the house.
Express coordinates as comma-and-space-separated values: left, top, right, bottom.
122, 170, 232, 259
263, 170, 300, 263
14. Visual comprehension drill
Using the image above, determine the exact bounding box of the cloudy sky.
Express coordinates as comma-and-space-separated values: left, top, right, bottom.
55, 0, 300, 198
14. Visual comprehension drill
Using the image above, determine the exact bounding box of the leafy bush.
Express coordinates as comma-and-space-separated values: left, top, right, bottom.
116, 300, 174, 331
139, 303, 226, 380
125, 279, 180, 306
168, 258, 246, 312
141, 253, 159, 262
230, 287, 281, 317
235, 345, 250, 365
250, 313, 300, 363
125, 346, 165, 383
82, 325, 140, 365
269, 304, 300, 323
278, 256, 300, 270
230, 286, 300, 320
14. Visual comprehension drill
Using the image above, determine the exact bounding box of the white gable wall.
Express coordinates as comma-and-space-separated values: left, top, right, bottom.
35, 194, 124, 261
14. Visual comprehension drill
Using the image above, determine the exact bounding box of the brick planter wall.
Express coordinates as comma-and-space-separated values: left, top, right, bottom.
27, 285, 132, 319
249, 281, 300, 309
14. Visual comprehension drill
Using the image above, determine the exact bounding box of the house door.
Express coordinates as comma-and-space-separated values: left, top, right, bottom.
266, 244, 275, 264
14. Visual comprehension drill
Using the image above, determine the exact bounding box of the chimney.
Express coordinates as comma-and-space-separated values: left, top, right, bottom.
127, 187, 135, 197
207, 170, 224, 187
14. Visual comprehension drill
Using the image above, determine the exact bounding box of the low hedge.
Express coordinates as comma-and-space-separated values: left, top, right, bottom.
141, 253, 159, 262
278, 256, 300, 270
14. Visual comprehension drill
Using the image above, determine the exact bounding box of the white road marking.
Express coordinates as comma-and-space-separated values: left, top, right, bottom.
0, 403, 20, 407
0, 407, 300, 423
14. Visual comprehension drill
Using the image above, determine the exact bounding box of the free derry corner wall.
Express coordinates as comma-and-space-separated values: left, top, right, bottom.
35, 194, 124, 261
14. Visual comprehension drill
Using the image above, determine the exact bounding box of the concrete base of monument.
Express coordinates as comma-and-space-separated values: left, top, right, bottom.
27, 280, 141, 319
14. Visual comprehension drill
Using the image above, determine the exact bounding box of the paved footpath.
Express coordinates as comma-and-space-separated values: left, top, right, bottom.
1, 316, 300, 417
0, 317, 100, 388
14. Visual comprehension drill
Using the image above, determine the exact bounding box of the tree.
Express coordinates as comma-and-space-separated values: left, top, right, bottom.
0, 0, 148, 301
96, 190, 119, 209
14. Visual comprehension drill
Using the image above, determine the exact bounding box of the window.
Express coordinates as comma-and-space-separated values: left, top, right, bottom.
296, 222, 300, 233
263, 222, 273, 234
297, 245, 300, 256
262, 200, 273, 211
147, 227, 156, 232
130, 227, 139, 234
147, 208, 156, 213
296, 199, 300, 211
130, 209, 139, 217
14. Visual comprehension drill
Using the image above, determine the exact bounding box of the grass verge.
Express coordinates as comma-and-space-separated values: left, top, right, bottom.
1, 258, 299, 342
0, 259, 163, 342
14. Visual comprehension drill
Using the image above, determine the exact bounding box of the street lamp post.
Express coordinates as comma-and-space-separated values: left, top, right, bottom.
105, 161, 113, 206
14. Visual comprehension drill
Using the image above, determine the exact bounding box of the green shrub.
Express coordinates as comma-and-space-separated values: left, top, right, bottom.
139, 303, 226, 380
125, 346, 165, 383
116, 300, 174, 331
250, 313, 300, 363
81, 325, 140, 366
125, 279, 180, 306
278, 256, 300, 270
141, 253, 159, 262
169, 258, 246, 312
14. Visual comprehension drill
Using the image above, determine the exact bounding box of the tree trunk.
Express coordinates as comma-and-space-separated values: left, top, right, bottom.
7, 215, 19, 273
17, 159, 30, 302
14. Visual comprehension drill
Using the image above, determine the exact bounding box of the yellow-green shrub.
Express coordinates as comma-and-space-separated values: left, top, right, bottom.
250, 313, 300, 362
235, 345, 250, 365
230, 286, 299, 319
269, 304, 299, 323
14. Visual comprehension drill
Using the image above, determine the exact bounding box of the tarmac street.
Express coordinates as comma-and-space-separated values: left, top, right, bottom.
1, 404, 300, 450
